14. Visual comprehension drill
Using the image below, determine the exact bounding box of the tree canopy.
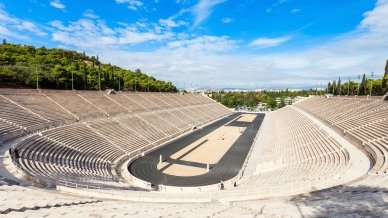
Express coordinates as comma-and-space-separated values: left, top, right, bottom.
210, 89, 317, 109
0, 42, 177, 92
326, 72, 385, 96
382, 60, 388, 94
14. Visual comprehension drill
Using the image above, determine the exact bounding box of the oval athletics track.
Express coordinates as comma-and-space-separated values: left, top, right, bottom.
128, 112, 265, 187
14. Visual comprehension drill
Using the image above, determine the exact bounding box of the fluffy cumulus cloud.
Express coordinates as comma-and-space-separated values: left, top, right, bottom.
166, 35, 237, 53
16, 21, 46, 36
50, 0, 66, 10
0, 4, 46, 39
51, 19, 117, 47
159, 18, 188, 28
83, 10, 99, 19
49, 12, 179, 47
115, 0, 143, 11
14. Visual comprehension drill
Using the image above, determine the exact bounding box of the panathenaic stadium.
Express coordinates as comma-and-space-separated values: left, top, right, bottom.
0, 89, 387, 217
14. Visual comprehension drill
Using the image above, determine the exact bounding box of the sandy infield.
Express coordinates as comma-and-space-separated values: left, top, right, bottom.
237, 114, 256, 122
157, 114, 256, 177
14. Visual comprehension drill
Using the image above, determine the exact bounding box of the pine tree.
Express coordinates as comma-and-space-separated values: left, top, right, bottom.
337, 77, 342, 95
359, 74, 367, 95
382, 60, 388, 95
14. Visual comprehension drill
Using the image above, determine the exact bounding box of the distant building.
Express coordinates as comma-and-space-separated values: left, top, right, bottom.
276, 97, 282, 106
283, 97, 292, 105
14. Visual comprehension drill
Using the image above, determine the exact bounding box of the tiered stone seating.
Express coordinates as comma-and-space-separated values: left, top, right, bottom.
169, 108, 201, 126
117, 115, 167, 143
0, 120, 24, 143
41, 124, 124, 163
295, 96, 388, 174
0, 95, 49, 130
139, 93, 172, 109
77, 91, 128, 116
158, 93, 183, 107
0, 121, 20, 137
0, 89, 231, 188
42, 90, 105, 119
128, 93, 162, 111
86, 119, 150, 154
0, 184, 101, 215
16, 135, 116, 185
1, 92, 74, 123
163, 93, 191, 106
103, 93, 145, 112
139, 112, 180, 136
370, 139, 388, 174
154, 110, 192, 131
242, 106, 349, 192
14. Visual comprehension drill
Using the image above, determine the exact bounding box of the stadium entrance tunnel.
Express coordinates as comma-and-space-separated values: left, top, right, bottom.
128, 112, 265, 189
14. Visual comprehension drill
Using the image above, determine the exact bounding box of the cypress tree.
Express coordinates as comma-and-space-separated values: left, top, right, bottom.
337, 77, 342, 95
382, 60, 388, 95
332, 80, 337, 95
359, 74, 367, 95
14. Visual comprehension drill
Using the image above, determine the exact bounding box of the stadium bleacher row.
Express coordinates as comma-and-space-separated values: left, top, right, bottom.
0, 89, 231, 187
235, 106, 351, 199
295, 96, 388, 174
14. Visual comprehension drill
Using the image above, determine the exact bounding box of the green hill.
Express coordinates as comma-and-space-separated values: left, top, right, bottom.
0, 42, 176, 92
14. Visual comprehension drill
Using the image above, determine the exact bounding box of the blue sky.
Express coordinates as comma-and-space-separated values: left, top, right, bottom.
0, 0, 387, 89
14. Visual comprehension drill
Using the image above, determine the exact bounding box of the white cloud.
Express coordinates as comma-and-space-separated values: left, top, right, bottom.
175, 0, 190, 4
83, 10, 99, 19
0, 24, 13, 36
50, 16, 175, 47
50, 0, 65, 10
0, 5, 46, 39
291, 8, 300, 13
222, 17, 232, 23
16, 21, 47, 36
159, 18, 188, 28
118, 26, 173, 44
249, 36, 293, 48
50, 19, 117, 47
166, 35, 237, 53
192, 0, 226, 28
274, 0, 288, 7
115, 0, 143, 11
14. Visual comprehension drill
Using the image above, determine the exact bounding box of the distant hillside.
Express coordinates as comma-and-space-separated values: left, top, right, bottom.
0, 42, 176, 92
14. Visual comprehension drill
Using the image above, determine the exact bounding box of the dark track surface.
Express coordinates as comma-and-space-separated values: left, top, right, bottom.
128, 113, 265, 187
